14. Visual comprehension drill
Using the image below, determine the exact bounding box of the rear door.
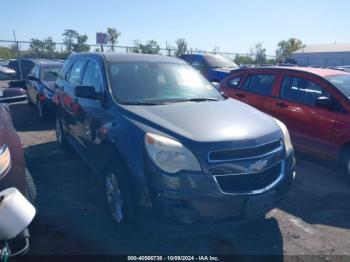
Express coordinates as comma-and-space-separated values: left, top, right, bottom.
264, 72, 336, 158
223, 72, 277, 109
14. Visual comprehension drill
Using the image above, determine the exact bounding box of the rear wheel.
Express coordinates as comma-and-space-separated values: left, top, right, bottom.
26, 89, 33, 105
104, 161, 135, 233
37, 99, 45, 119
55, 116, 69, 150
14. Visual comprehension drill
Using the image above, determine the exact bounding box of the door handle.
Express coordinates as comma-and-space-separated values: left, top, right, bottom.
275, 102, 288, 108
235, 93, 246, 98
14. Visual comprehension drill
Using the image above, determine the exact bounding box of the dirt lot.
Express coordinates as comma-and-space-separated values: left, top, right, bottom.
9, 102, 350, 258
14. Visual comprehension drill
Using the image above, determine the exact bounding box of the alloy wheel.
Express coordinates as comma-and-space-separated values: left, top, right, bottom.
105, 172, 124, 224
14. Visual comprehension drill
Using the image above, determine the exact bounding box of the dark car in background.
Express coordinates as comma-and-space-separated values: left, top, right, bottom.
54, 53, 295, 232
26, 61, 63, 119
220, 66, 350, 178
7, 58, 56, 89
180, 53, 238, 83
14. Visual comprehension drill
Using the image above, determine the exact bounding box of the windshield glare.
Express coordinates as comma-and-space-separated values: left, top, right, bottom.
108, 62, 224, 104
325, 74, 350, 98
205, 55, 238, 68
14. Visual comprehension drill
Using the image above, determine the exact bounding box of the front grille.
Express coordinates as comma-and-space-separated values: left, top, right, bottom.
209, 140, 282, 162
215, 162, 282, 194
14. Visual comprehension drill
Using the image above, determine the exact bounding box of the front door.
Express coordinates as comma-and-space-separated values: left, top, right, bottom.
264, 73, 336, 158
73, 59, 106, 155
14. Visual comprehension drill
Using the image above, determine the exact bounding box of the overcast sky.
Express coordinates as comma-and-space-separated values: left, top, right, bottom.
1, 0, 349, 55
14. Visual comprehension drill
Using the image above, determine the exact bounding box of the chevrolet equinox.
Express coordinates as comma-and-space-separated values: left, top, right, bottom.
54, 53, 295, 231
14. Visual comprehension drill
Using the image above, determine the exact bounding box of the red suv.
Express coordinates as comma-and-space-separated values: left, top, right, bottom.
220, 67, 350, 177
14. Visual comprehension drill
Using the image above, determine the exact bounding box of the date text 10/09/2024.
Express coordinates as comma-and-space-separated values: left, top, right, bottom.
127, 256, 220, 261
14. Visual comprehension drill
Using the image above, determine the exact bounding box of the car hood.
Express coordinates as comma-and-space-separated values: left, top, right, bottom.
42, 81, 56, 92
122, 99, 281, 143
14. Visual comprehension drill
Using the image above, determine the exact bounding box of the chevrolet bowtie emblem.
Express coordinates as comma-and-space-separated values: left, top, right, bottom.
249, 160, 268, 172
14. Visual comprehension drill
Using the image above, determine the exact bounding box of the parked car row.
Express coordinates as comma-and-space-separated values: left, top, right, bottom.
3, 52, 350, 236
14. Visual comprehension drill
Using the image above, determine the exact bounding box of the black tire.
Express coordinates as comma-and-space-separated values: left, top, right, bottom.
55, 115, 69, 150
25, 169, 37, 203
37, 99, 45, 119
27, 90, 33, 106
104, 160, 136, 234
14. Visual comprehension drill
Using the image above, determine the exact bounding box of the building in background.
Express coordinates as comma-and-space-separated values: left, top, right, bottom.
291, 43, 350, 67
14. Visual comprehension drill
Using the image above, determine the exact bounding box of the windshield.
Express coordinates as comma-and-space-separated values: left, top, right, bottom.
325, 74, 350, 98
41, 66, 62, 81
108, 62, 225, 104
205, 55, 238, 68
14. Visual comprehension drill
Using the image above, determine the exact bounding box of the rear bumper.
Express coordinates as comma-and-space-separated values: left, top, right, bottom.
138, 154, 295, 233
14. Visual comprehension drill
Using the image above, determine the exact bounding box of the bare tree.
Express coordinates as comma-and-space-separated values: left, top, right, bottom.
175, 38, 188, 57
250, 42, 267, 65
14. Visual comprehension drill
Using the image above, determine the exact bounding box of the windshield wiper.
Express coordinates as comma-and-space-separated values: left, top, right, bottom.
121, 101, 165, 105
169, 98, 221, 103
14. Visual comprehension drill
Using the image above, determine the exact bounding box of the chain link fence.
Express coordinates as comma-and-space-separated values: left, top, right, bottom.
0, 39, 276, 64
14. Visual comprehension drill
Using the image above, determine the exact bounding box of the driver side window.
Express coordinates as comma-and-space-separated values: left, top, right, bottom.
280, 76, 330, 106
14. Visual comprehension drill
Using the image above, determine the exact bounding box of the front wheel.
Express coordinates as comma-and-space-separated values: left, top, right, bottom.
105, 162, 135, 233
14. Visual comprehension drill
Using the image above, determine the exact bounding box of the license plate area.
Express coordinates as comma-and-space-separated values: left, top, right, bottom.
245, 191, 275, 218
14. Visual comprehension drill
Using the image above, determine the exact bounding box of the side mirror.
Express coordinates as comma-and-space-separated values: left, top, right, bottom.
0, 88, 27, 103
315, 96, 334, 109
75, 85, 99, 100
27, 75, 39, 81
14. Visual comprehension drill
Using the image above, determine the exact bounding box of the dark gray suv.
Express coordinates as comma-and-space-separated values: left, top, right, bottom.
54, 53, 295, 231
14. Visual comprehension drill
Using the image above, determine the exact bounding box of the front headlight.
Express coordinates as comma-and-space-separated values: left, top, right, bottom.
145, 133, 201, 174
274, 118, 293, 155
0, 145, 11, 179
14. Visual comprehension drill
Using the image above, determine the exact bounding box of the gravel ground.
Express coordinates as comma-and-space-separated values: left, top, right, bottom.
9, 102, 350, 259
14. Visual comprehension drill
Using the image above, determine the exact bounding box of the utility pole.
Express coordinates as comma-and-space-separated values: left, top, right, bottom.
13, 30, 23, 79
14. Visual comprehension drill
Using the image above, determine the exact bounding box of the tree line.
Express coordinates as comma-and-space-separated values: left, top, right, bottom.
0, 27, 305, 65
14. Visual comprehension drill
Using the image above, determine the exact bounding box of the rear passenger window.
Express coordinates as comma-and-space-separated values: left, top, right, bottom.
228, 76, 242, 88
241, 74, 275, 95
280, 76, 330, 106
67, 60, 86, 86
